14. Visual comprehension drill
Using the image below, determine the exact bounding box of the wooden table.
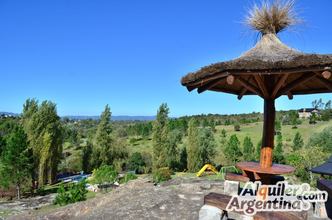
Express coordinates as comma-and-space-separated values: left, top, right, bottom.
236, 161, 295, 184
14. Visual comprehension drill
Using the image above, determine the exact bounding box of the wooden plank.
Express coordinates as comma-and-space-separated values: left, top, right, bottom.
276, 73, 316, 98
271, 74, 289, 98
315, 74, 332, 90
237, 87, 247, 100
197, 78, 224, 93
254, 75, 269, 98
225, 173, 250, 182
185, 72, 230, 88
287, 92, 293, 100
237, 77, 263, 98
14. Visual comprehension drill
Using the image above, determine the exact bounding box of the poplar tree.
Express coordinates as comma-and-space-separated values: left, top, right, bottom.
22, 99, 63, 186
152, 103, 169, 169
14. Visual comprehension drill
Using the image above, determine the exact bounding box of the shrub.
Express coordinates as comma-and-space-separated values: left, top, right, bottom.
234, 123, 241, 131
120, 172, 137, 184
54, 180, 88, 206
308, 126, 332, 153
128, 152, 146, 174
69, 180, 88, 203
54, 183, 69, 206
90, 165, 118, 185
292, 132, 303, 151
153, 167, 172, 184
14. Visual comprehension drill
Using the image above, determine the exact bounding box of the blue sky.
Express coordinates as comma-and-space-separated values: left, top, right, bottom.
1, 0, 332, 116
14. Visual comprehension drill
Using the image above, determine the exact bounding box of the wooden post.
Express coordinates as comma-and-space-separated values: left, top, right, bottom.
260, 98, 275, 168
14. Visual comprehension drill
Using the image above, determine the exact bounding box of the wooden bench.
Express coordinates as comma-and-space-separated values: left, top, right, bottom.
225, 173, 250, 183
204, 193, 308, 220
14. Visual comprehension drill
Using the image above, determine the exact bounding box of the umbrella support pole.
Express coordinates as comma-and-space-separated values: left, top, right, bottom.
260, 98, 275, 168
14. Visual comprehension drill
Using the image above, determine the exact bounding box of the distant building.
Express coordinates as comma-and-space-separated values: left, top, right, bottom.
298, 108, 320, 119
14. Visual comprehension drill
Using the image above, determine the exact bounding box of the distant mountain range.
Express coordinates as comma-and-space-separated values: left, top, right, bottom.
0, 112, 155, 121
64, 115, 156, 121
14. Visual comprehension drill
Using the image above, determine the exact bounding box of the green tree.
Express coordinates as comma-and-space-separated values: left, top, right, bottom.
273, 134, 284, 163
167, 129, 181, 170
234, 123, 240, 131
90, 165, 118, 185
22, 99, 63, 186
178, 147, 187, 171
92, 105, 113, 167
220, 129, 227, 146
128, 152, 146, 174
197, 128, 216, 166
256, 139, 262, 160
286, 146, 327, 184
187, 118, 200, 172
308, 127, 332, 153
289, 111, 300, 128
225, 134, 242, 164
0, 135, 5, 156
152, 103, 169, 169
309, 112, 318, 124
292, 132, 304, 151
0, 125, 32, 199
243, 136, 254, 161
82, 141, 93, 173
275, 120, 281, 134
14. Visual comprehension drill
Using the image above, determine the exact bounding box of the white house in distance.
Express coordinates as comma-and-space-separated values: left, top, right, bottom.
298, 108, 320, 119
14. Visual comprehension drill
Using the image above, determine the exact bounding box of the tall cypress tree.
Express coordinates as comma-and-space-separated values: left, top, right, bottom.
243, 136, 254, 161
274, 134, 285, 163
93, 105, 113, 167
198, 128, 216, 166
152, 103, 169, 169
187, 118, 200, 172
256, 139, 262, 161
82, 141, 93, 173
225, 134, 242, 164
292, 132, 304, 151
167, 130, 181, 170
179, 147, 188, 171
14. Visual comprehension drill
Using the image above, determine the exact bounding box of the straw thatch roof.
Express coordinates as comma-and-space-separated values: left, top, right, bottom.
181, 1, 332, 99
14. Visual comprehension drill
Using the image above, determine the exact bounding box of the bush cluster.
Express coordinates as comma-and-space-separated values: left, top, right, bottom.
152, 167, 172, 184
54, 180, 88, 206
90, 165, 118, 185
120, 172, 137, 184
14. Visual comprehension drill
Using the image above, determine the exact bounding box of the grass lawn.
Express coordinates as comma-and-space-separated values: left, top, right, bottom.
124, 119, 332, 156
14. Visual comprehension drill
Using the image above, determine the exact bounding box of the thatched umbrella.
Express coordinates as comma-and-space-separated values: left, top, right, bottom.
181, 1, 332, 182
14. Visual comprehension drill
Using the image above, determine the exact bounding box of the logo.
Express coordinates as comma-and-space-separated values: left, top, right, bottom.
226, 181, 328, 216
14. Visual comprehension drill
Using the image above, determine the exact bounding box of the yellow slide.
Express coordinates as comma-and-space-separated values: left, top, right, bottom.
196, 164, 218, 177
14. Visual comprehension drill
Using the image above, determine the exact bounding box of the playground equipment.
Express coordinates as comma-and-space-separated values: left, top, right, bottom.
196, 164, 240, 179
196, 164, 218, 177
